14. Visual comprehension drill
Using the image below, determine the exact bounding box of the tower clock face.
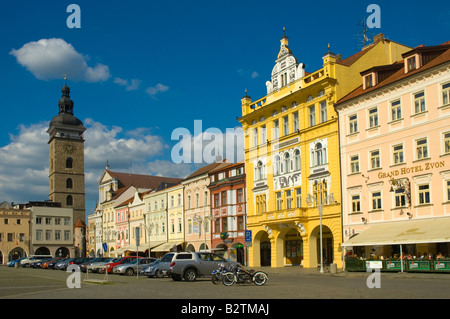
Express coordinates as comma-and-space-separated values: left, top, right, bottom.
64, 142, 76, 154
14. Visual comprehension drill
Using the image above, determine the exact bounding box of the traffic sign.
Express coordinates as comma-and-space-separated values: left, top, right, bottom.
245, 230, 252, 243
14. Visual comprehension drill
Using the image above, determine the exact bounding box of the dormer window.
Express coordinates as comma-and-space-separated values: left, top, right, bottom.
407, 56, 416, 71
365, 74, 373, 88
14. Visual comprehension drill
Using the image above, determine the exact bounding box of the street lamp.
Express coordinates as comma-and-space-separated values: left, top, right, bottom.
193, 214, 210, 251
306, 192, 335, 273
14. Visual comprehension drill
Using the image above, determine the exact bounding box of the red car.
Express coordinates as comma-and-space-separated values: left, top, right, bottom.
102, 256, 142, 274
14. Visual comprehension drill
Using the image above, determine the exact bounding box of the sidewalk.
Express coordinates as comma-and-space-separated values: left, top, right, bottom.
250, 265, 450, 280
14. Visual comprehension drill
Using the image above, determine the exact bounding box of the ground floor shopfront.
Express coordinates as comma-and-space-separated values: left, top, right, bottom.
247, 207, 343, 269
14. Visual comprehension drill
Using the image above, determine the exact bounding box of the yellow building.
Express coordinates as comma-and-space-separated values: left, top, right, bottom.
238, 32, 410, 269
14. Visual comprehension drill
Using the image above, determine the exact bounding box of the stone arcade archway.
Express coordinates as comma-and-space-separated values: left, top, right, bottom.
253, 230, 271, 267
310, 225, 334, 268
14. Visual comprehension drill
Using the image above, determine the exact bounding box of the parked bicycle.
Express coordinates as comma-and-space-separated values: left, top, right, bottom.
211, 263, 233, 285
221, 264, 268, 286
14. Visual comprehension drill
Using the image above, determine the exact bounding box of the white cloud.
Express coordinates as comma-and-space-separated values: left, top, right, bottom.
113, 77, 142, 91
0, 119, 173, 209
10, 38, 111, 82
237, 68, 259, 79
145, 83, 169, 96
251, 71, 259, 79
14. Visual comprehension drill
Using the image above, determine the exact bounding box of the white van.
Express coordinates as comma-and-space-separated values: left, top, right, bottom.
20, 255, 53, 267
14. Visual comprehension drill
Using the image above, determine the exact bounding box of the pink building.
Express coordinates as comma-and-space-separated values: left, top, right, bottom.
182, 161, 227, 252
336, 42, 450, 261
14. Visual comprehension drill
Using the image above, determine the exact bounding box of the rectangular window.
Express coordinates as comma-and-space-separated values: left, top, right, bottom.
293, 112, 299, 131
253, 128, 258, 147
309, 106, 316, 127
419, 184, 430, 205
237, 216, 244, 231
64, 218, 70, 226
395, 189, 406, 208
276, 192, 282, 210
45, 230, 52, 241
273, 120, 279, 140
55, 230, 61, 241
55, 218, 61, 225
283, 116, 289, 136
178, 194, 181, 206
444, 132, 450, 155
447, 181, 450, 202
36, 217, 42, 225
3, 219, 8, 225
350, 155, 360, 174
349, 114, 358, 134
286, 190, 292, 209
64, 230, 70, 241
214, 193, 220, 207
418, 184, 431, 204
215, 218, 220, 233
36, 230, 42, 241
221, 191, 227, 206
188, 219, 192, 234
393, 144, 404, 165
237, 188, 244, 203
296, 188, 302, 208
320, 101, 327, 123
351, 195, 361, 213
7, 233, 13, 242
391, 100, 402, 121
414, 91, 426, 114
407, 56, 416, 71
443, 83, 450, 105
369, 107, 378, 128
416, 138, 428, 160
222, 217, 228, 232
365, 74, 373, 88
370, 150, 380, 169
372, 192, 382, 210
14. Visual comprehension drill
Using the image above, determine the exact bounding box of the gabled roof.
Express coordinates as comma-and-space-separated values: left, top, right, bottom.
106, 170, 182, 190
183, 160, 229, 181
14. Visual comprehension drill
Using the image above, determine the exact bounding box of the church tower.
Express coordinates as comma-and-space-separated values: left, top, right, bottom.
47, 80, 86, 253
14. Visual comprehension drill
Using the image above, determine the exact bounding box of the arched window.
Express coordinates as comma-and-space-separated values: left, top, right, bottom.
273, 155, 280, 176
315, 143, 324, 166
307, 95, 314, 102
294, 149, 301, 171
66, 157, 73, 169
66, 178, 73, 189
256, 161, 264, 180
66, 195, 73, 206
284, 153, 290, 173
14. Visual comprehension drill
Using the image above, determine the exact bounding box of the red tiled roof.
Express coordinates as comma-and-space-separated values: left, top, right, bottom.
336, 45, 450, 106
184, 160, 229, 180
106, 170, 182, 190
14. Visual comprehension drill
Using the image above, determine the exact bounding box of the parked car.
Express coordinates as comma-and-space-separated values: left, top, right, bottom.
20, 255, 53, 268
31, 258, 54, 268
144, 252, 176, 278
79, 257, 111, 273
48, 258, 69, 270
102, 256, 143, 274
8, 257, 26, 267
168, 252, 240, 282
55, 258, 78, 270
112, 258, 156, 275
86, 257, 117, 273
141, 259, 168, 278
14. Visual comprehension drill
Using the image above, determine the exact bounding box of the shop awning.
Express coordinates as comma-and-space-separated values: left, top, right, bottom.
152, 241, 184, 252
342, 218, 450, 247
117, 241, 165, 253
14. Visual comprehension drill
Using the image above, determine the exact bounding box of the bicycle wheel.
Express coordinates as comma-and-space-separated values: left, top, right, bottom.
252, 272, 268, 286
211, 273, 221, 285
222, 272, 235, 286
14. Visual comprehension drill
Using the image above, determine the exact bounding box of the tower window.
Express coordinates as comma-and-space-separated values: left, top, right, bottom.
66, 178, 73, 189
66, 157, 73, 169
66, 195, 73, 206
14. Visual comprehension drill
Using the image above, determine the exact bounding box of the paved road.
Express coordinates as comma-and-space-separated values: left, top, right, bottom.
1, 265, 449, 300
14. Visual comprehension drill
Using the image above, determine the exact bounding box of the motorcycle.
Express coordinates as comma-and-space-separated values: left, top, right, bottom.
222, 264, 268, 286
211, 263, 233, 285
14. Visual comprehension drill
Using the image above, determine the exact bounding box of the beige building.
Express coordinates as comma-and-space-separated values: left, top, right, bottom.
0, 203, 31, 263
28, 203, 74, 258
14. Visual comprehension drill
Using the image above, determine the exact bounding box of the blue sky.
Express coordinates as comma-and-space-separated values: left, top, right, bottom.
0, 0, 449, 214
